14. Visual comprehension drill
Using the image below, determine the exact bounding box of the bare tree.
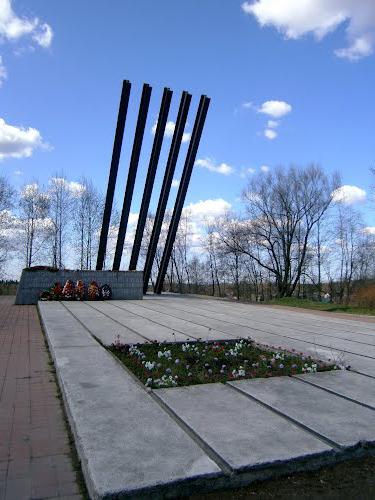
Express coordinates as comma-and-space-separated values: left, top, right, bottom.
330, 205, 365, 303
48, 175, 72, 268
0, 175, 16, 276
73, 178, 103, 270
204, 222, 223, 296
219, 165, 340, 297
19, 183, 50, 267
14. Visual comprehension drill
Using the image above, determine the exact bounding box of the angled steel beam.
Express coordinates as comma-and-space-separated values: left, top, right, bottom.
155, 95, 210, 294
143, 91, 192, 293
112, 83, 152, 271
96, 80, 131, 270
129, 87, 173, 271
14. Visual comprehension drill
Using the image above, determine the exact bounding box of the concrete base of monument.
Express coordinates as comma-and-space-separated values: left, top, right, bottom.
15, 268, 143, 304
38, 297, 375, 499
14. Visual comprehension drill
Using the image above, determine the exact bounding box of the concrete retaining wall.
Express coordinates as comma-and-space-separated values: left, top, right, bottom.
15, 269, 143, 304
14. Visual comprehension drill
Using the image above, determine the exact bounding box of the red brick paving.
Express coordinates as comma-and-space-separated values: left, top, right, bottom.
0, 297, 82, 500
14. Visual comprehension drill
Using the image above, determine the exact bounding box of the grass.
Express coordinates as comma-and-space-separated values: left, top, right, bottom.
109, 337, 335, 389
265, 297, 375, 316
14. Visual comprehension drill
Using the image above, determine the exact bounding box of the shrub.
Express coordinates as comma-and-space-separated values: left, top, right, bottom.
351, 284, 375, 309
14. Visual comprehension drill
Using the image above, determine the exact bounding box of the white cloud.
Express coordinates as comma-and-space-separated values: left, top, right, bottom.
151, 120, 190, 143
364, 226, 375, 235
68, 181, 86, 196
242, 0, 375, 61
128, 212, 139, 226
242, 101, 254, 109
240, 167, 256, 178
0, 117, 47, 160
171, 179, 180, 189
267, 120, 279, 128
182, 132, 191, 143
195, 157, 235, 176
179, 198, 232, 248
259, 100, 292, 118
260, 165, 270, 172
32, 23, 53, 48
264, 128, 278, 140
0, 56, 7, 86
49, 178, 87, 198
164, 121, 175, 137
335, 35, 373, 61
183, 198, 232, 222
332, 185, 367, 204
0, 0, 53, 47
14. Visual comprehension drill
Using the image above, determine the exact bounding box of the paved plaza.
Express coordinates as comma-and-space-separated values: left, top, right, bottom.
0, 297, 81, 500
37, 295, 375, 499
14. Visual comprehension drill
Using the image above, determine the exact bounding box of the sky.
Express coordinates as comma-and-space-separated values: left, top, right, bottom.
1, 0, 375, 235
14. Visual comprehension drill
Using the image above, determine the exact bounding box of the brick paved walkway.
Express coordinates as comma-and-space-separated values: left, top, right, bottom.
0, 297, 82, 500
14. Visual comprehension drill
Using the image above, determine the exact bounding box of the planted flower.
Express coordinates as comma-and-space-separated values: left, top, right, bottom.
108, 338, 335, 389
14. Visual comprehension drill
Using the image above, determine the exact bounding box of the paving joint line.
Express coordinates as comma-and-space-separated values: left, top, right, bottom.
349, 369, 375, 380
134, 301, 375, 362
125, 300, 240, 340
71, 300, 151, 342
108, 301, 202, 342
291, 375, 375, 411
166, 299, 375, 340
59, 301, 111, 345
224, 382, 342, 452
43, 301, 233, 489
150, 389, 233, 477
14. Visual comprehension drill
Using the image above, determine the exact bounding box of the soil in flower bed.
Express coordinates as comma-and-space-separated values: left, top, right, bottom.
108, 337, 336, 389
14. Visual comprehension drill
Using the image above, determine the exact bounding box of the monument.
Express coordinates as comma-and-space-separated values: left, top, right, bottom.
16, 80, 210, 304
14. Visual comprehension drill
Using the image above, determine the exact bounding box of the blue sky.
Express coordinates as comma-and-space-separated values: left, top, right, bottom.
1, 0, 375, 225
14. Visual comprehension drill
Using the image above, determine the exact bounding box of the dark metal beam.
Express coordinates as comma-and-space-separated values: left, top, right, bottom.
154, 95, 210, 294
96, 80, 131, 270
112, 83, 152, 270
143, 91, 192, 293
128, 87, 173, 271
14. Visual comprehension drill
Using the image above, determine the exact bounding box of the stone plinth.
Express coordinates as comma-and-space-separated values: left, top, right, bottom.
15, 269, 143, 304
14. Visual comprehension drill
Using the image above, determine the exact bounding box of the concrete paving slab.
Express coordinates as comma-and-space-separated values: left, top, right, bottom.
38, 302, 97, 350
191, 306, 375, 345
137, 300, 375, 350
134, 300, 252, 340
294, 370, 375, 409
177, 298, 375, 337
112, 301, 231, 341
229, 376, 375, 449
156, 383, 333, 472
62, 301, 147, 345
129, 299, 375, 376
89, 301, 192, 343
161, 299, 375, 345
42, 315, 222, 498
38, 296, 375, 497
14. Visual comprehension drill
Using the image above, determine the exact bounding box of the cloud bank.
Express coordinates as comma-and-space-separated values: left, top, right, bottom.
332, 185, 367, 204
0, 0, 53, 47
0, 118, 46, 160
242, 0, 375, 61
195, 158, 235, 175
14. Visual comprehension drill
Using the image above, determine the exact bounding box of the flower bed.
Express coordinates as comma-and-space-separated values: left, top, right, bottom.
108, 337, 336, 389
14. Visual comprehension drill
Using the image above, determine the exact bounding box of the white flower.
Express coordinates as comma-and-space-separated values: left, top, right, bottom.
157, 349, 172, 360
